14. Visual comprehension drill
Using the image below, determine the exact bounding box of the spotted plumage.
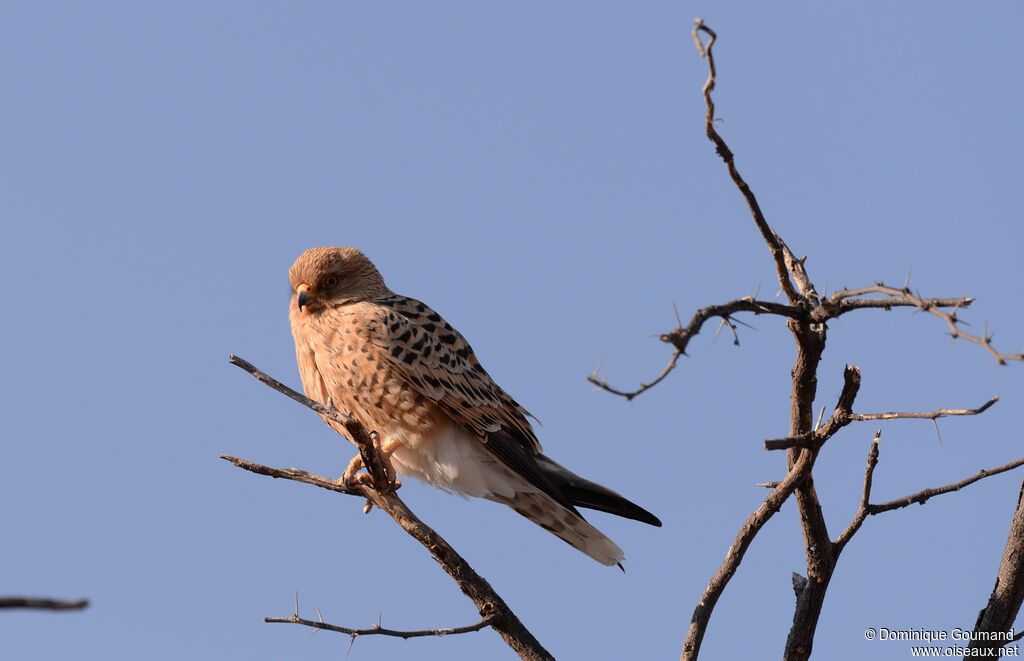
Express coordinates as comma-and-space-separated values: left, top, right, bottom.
288, 246, 661, 566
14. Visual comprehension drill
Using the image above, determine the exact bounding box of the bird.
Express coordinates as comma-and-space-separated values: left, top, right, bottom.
287, 246, 661, 566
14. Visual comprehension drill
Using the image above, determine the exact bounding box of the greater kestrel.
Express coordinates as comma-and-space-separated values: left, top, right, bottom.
288, 246, 660, 566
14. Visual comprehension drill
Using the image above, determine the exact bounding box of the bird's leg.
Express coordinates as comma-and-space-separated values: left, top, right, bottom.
340, 432, 402, 492
375, 435, 402, 491
340, 452, 370, 489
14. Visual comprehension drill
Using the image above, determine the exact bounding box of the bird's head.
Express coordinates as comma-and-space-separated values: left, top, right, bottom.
288, 246, 389, 314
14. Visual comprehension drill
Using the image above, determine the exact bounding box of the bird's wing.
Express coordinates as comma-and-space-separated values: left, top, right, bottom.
368, 296, 577, 511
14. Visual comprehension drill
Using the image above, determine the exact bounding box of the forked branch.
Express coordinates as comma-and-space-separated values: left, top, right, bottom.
826, 284, 1024, 365
832, 435, 1024, 552
765, 392, 999, 452
589, 297, 801, 400
225, 356, 553, 661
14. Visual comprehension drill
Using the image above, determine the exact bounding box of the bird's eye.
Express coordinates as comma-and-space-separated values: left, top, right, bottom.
324, 275, 340, 288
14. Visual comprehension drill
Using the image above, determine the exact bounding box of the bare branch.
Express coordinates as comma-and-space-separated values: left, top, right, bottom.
589, 298, 800, 400
589, 348, 683, 401
681, 451, 813, 660
221, 455, 361, 497
226, 357, 554, 661
769, 393, 999, 451
692, 18, 814, 303
970, 479, 1024, 653
228, 355, 391, 490
764, 366, 861, 452
850, 395, 999, 421
266, 610, 498, 641
824, 284, 1023, 365
868, 456, 1024, 515
0, 597, 89, 611
833, 430, 882, 554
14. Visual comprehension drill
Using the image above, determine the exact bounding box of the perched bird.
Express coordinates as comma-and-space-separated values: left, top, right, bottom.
288, 246, 661, 566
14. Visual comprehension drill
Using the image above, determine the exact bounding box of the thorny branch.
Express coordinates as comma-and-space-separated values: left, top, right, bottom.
850, 396, 999, 422
869, 457, 1024, 515
764, 394, 1000, 452
831, 431, 1024, 553
681, 368, 861, 660
763, 366, 862, 452
265, 594, 498, 650
225, 356, 553, 661
228, 355, 391, 490
691, 18, 810, 304
0, 597, 89, 611
590, 17, 1024, 661
832, 431, 882, 554
588, 297, 799, 400
266, 612, 498, 640
824, 284, 1024, 365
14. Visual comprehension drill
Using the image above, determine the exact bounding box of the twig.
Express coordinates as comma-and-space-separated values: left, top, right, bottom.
589, 298, 800, 400
763, 366, 861, 452
692, 18, 813, 303
681, 451, 814, 660
825, 284, 1023, 365
833, 431, 882, 554
766, 392, 999, 451
868, 457, 1024, 515
221, 455, 552, 659
266, 610, 499, 641
850, 395, 999, 421
229, 355, 391, 490
0, 597, 89, 611
589, 348, 683, 401
225, 358, 554, 661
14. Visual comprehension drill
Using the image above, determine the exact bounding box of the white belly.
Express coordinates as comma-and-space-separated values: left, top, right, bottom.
389, 422, 523, 500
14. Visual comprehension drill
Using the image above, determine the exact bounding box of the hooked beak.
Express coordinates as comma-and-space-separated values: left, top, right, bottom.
296, 283, 313, 311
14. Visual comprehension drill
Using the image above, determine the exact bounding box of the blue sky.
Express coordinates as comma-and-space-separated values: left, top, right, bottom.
2, 3, 1022, 660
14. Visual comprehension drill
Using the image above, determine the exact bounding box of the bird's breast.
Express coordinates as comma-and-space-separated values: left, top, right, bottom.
293, 308, 443, 450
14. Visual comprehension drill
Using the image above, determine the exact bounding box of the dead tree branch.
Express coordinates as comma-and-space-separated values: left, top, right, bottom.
682, 367, 860, 659
654, 18, 1024, 661
765, 393, 999, 451
589, 298, 801, 400
825, 284, 1024, 365
833, 431, 882, 554
970, 479, 1024, 654
0, 597, 89, 611
692, 18, 812, 303
830, 434, 1024, 557
763, 366, 861, 452
226, 356, 553, 661
265, 599, 498, 644
229, 355, 391, 490
868, 457, 1024, 515
681, 450, 814, 659
850, 396, 999, 422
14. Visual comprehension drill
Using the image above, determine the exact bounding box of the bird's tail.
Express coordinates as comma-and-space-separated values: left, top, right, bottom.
488, 455, 661, 566
488, 490, 627, 566
535, 454, 662, 527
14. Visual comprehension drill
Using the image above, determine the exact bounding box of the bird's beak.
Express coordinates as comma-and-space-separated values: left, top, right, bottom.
296, 283, 313, 311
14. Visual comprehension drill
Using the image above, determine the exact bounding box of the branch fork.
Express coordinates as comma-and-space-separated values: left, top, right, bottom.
225, 356, 554, 660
